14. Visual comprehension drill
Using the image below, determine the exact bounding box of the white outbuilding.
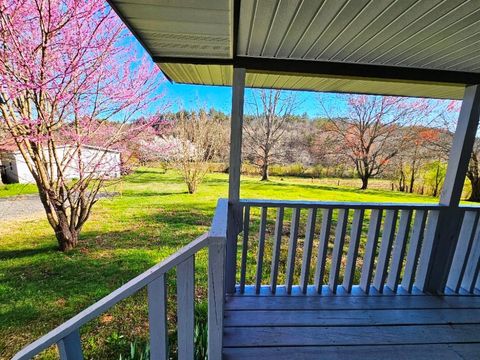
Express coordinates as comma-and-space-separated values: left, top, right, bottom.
0, 145, 121, 184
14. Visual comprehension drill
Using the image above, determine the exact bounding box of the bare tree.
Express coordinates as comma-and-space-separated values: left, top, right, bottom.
393, 127, 442, 193
467, 143, 480, 201
308, 119, 352, 177
243, 89, 298, 181
321, 95, 428, 189
174, 110, 224, 194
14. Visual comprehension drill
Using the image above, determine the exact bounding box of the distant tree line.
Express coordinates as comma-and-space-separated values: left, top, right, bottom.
132, 91, 480, 202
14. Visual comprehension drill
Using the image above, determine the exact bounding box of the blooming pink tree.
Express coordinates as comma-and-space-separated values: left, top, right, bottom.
0, 0, 166, 250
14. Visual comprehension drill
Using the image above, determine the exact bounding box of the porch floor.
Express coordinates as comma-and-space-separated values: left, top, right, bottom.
223, 288, 480, 359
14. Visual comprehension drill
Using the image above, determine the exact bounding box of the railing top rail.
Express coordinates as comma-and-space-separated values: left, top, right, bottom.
210, 198, 228, 239
239, 199, 480, 211
12, 232, 212, 360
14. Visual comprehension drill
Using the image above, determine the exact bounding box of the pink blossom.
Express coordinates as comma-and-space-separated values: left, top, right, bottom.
0, 0, 168, 164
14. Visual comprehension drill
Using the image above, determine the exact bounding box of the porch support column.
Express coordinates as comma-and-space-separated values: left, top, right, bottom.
423, 84, 480, 293
226, 67, 246, 294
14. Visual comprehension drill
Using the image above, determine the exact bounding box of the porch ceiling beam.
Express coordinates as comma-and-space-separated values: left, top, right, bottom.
152, 57, 232, 65
153, 55, 480, 86
236, 56, 476, 85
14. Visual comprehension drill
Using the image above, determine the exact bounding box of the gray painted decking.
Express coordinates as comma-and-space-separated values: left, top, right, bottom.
223, 289, 480, 360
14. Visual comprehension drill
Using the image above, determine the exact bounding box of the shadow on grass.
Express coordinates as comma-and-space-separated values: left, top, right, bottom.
0, 201, 215, 336
0, 244, 156, 332
119, 190, 190, 198
75, 213, 211, 251
243, 179, 434, 200
0, 205, 216, 359
120, 169, 171, 184
0, 245, 57, 260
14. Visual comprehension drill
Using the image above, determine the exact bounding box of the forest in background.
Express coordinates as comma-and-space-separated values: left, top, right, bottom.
130, 91, 474, 200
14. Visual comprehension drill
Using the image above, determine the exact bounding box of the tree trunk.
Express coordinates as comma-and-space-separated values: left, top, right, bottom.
409, 169, 415, 193
360, 176, 369, 190
433, 163, 441, 197
398, 169, 406, 192
260, 162, 269, 181
187, 180, 197, 194
55, 219, 79, 251
37, 186, 81, 251
468, 177, 480, 202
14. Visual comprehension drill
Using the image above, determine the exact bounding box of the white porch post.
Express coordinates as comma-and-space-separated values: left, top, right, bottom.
226, 67, 246, 294
423, 84, 480, 293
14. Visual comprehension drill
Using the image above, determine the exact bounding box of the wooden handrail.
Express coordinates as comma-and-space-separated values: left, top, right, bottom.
239, 198, 480, 210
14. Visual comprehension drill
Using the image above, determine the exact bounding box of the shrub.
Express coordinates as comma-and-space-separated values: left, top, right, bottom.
270, 163, 306, 177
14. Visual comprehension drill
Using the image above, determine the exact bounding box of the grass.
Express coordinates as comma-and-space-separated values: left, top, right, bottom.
0, 168, 443, 359
0, 183, 38, 197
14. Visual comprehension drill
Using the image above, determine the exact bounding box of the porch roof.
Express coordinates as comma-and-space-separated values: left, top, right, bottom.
108, 0, 480, 99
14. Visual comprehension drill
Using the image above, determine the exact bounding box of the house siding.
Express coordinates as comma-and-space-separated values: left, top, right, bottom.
0, 146, 121, 184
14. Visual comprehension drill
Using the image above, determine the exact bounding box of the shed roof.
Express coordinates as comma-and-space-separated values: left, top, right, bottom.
108, 0, 480, 99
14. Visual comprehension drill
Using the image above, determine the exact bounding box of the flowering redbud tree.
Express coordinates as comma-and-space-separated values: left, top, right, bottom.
320, 94, 432, 190
0, 0, 166, 250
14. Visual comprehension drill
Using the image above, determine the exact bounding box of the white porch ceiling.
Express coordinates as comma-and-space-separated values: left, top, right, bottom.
111, 0, 232, 58
238, 0, 480, 73
108, 0, 480, 99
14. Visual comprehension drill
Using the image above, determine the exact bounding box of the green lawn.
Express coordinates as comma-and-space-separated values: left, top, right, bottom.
0, 183, 38, 197
0, 168, 442, 359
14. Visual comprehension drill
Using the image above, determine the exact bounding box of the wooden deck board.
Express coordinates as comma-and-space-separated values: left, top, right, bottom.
224, 324, 480, 347
223, 293, 480, 359
224, 308, 480, 326
223, 344, 480, 360
225, 294, 480, 310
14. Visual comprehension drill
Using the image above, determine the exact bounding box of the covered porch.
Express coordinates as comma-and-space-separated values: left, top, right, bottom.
13, 0, 480, 359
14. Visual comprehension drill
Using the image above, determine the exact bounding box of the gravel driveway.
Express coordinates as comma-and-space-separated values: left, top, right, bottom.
0, 192, 117, 221
0, 194, 45, 221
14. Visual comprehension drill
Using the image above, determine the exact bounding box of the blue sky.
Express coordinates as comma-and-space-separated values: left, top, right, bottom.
159, 78, 342, 118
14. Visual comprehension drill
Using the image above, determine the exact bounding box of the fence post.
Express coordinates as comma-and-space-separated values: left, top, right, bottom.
177, 256, 195, 360
58, 330, 83, 360
147, 275, 168, 360
208, 236, 226, 359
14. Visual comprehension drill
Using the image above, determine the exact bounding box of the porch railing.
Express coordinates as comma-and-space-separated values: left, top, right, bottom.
12, 199, 228, 360
234, 199, 480, 296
